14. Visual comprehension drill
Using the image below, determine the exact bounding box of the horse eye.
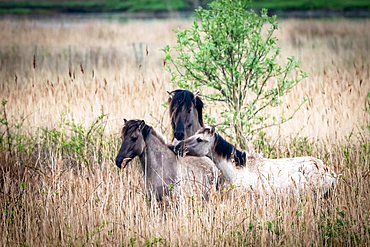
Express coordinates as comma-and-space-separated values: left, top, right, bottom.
131, 137, 138, 142
188, 109, 191, 114
196, 137, 203, 143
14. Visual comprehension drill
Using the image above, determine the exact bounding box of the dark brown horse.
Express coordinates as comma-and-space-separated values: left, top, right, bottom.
167, 90, 226, 190
115, 119, 219, 201
167, 90, 204, 143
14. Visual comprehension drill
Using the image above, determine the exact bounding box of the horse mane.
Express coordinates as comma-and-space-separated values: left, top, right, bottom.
212, 134, 264, 170
143, 125, 166, 144
121, 120, 139, 138
213, 133, 246, 168
195, 96, 204, 127
121, 119, 166, 144
169, 89, 204, 127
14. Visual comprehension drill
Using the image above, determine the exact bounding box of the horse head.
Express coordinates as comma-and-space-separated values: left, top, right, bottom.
168, 89, 204, 142
115, 119, 149, 169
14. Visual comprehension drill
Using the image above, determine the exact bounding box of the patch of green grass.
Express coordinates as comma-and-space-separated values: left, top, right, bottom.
250, 0, 370, 11
0, 0, 368, 15
0, 8, 32, 14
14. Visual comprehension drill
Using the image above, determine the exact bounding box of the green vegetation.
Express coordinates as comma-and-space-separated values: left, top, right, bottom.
0, 0, 369, 15
162, 0, 306, 148
0, 0, 195, 14
251, 0, 370, 12
0, 100, 120, 169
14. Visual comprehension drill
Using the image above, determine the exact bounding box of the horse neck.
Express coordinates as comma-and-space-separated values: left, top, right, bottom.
209, 150, 237, 185
138, 132, 158, 174
209, 134, 244, 183
139, 132, 177, 177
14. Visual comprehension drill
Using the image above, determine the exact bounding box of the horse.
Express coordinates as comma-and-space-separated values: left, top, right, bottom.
167, 89, 204, 143
167, 90, 228, 190
115, 119, 219, 201
174, 126, 337, 199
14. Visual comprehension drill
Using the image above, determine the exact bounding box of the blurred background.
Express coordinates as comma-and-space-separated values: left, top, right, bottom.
1, 0, 370, 17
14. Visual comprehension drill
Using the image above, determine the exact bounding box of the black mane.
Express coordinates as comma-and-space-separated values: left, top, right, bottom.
121, 119, 141, 138
213, 134, 246, 167
121, 119, 164, 143
169, 89, 204, 127
142, 125, 152, 141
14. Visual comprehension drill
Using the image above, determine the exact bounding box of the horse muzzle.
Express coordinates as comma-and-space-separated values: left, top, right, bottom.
115, 157, 132, 169
174, 132, 185, 141
174, 143, 185, 157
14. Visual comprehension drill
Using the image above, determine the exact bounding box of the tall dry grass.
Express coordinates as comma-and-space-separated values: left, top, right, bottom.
0, 18, 369, 140
1, 150, 369, 246
0, 18, 370, 246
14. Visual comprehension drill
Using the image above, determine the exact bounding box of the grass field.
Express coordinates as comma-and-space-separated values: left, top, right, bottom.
0, 18, 370, 246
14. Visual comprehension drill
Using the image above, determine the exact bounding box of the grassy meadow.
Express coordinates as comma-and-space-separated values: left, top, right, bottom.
0, 17, 370, 246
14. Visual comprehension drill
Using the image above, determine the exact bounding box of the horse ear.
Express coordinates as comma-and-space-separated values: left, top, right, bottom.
210, 126, 216, 136
123, 118, 127, 124
193, 91, 200, 104
139, 120, 145, 130
167, 91, 174, 103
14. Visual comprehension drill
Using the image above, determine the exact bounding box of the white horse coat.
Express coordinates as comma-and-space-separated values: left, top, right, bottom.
175, 127, 336, 198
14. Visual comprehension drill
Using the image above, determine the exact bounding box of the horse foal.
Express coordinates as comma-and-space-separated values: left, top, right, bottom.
174, 126, 337, 199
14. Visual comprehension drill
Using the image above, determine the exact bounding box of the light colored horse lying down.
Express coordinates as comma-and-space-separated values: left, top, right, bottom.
174, 126, 337, 198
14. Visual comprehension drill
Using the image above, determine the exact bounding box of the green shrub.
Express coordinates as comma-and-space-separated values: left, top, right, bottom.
162, 0, 307, 148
